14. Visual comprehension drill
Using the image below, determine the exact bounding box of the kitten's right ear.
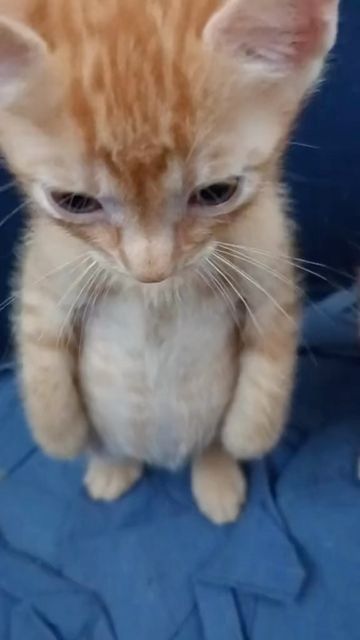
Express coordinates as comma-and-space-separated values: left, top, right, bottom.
0, 17, 48, 109
203, 0, 339, 86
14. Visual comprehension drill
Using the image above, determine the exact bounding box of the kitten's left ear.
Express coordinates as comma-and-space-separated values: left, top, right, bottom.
204, 0, 339, 85
0, 16, 49, 109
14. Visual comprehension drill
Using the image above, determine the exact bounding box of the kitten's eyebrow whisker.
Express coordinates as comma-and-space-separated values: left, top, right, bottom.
206, 256, 262, 335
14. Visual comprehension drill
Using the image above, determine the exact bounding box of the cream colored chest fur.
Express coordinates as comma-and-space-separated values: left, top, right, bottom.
80, 285, 240, 469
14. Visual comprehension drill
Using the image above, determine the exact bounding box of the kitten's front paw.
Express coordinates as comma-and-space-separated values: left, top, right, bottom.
84, 458, 143, 502
35, 416, 89, 460
222, 413, 281, 461
192, 450, 246, 525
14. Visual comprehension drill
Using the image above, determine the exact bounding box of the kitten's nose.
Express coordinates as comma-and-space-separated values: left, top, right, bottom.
123, 228, 174, 284
136, 272, 170, 284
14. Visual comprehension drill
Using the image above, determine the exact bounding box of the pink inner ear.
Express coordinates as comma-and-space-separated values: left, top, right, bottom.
0, 20, 42, 83
204, 0, 338, 72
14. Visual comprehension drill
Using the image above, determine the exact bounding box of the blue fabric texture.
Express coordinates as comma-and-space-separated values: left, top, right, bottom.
0, 289, 359, 640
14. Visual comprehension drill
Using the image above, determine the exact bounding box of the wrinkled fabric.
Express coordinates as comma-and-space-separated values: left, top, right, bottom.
0, 289, 359, 640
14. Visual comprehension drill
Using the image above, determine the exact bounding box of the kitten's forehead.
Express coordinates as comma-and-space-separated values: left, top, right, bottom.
52, 0, 220, 162
47, 2, 227, 205
96, 155, 184, 209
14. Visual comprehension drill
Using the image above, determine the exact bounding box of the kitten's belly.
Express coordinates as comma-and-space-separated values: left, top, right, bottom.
80, 289, 239, 469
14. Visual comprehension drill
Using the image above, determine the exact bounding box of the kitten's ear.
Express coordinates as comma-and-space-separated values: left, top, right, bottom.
0, 17, 48, 108
203, 0, 339, 82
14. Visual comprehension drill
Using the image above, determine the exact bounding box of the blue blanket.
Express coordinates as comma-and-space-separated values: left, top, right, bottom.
0, 289, 359, 640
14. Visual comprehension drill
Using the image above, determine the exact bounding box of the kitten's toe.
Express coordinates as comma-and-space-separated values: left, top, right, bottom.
84, 458, 143, 502
192, 448, 246, 525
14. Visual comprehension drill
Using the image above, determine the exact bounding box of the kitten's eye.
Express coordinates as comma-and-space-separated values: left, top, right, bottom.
50, 191, 102, 214
189, 177, 241, 208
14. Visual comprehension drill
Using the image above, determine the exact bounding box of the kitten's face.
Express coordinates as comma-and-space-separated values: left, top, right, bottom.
0, 0, 338, 283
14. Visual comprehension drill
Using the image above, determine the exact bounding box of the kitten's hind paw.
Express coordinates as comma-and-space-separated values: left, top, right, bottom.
192, 447, 246, 525
84, 458, 143, 502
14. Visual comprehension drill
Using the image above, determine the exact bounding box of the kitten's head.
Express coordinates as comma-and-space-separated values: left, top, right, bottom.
0, 0, 338, 283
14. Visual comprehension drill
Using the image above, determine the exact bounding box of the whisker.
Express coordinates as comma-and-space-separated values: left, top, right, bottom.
56, 259, 96, 311
212, 253, 295, 327
206, 256, 262, 335
216, 247, 349, 329
195, 266, 222, 303
215, 246, 296, 289
216, 242, 285, 261
37, 252, 93, 281
0, 180, 17, 194
56, 260, 97, 346
0, 199, 30, 229
216, 242, 353, 284
197, 263, 240, 327
216, 241, 327, 267
0, 294, 16, 314
78, 268, 108, 352
290, 141, 319, 150
0, 253, 93, 315
206, 267, 240, 321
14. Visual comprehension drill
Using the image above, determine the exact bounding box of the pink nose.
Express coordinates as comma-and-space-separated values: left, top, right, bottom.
133, 262, 174, 283
123, 230, 174, 284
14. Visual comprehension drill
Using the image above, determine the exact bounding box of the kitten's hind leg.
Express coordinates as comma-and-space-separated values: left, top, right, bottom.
84, 456, 143, 502
192, 445, 246, 525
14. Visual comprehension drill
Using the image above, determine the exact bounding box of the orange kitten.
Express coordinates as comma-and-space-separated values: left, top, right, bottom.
0, 0, 338, 524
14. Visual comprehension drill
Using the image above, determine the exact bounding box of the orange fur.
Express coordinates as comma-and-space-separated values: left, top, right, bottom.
0, 0, 339, 523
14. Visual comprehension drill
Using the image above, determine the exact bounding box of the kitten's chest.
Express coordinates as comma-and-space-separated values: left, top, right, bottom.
80, 284, 241, 467
83, 285, 238, 374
